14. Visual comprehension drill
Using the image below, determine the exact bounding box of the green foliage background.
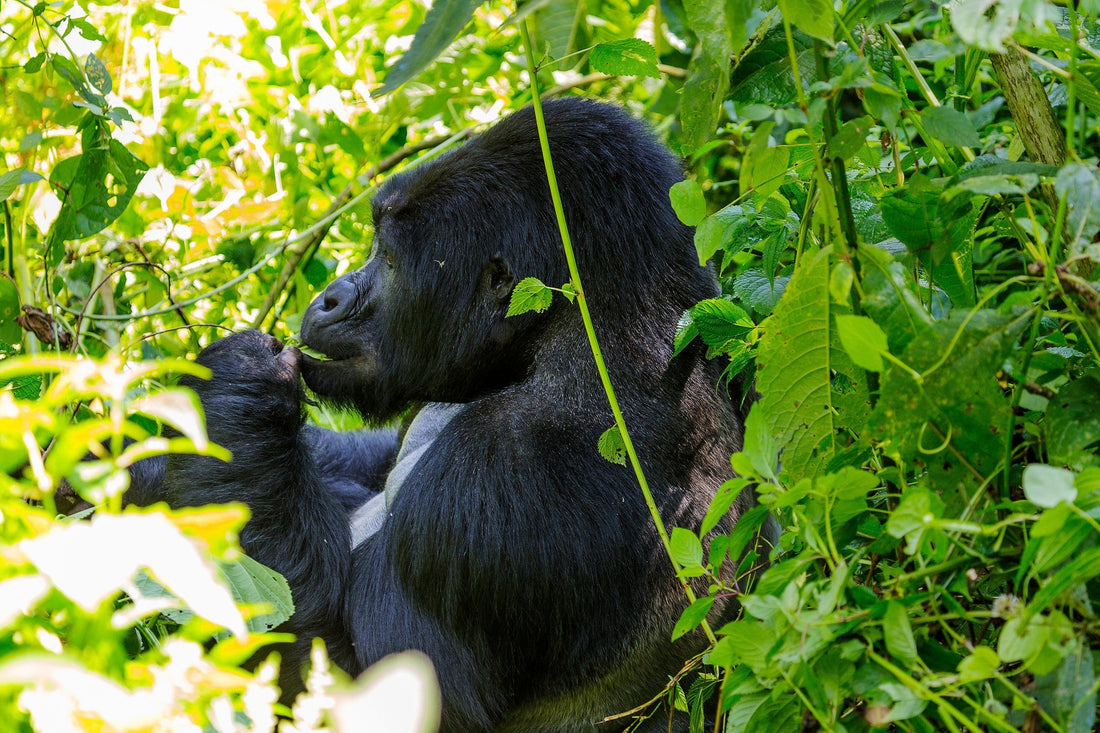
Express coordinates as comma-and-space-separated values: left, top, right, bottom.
2, 0, 1100, 731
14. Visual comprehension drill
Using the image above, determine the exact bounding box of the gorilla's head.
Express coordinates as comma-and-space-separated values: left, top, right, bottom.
300, 99, 707, 419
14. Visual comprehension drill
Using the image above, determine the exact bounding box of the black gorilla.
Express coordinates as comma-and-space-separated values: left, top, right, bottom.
143, 98, 772, 731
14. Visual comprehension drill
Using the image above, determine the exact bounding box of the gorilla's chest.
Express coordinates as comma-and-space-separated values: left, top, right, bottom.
348, 402, 463, 546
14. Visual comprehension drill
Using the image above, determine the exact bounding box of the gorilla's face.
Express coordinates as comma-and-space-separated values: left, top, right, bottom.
299, 201, 522, 419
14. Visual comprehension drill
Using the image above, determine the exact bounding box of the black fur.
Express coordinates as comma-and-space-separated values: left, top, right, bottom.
137, 99, 773, 731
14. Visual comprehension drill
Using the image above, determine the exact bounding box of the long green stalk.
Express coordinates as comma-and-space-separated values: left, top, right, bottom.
519, 20, 714, 645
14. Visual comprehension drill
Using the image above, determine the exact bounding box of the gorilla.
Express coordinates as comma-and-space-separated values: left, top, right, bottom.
137, 98, 773, 731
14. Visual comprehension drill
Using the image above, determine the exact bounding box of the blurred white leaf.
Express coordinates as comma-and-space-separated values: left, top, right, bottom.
0, 575, 50, 628
132, 388, 209, 449
19, 512, 245, 637
331, 652, 441, 733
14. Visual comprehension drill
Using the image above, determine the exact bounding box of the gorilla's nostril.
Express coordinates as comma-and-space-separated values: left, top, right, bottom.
323, 292, 340, 311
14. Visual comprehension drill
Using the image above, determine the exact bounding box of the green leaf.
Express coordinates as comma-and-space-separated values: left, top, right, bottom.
884, 601, 918, 666
220, 555, 294, 633
670, 527, 705, 577
1023, 464, 1077, 509
669, 180, 706, 226
689, 298, 753, 352
49, 138, 149, 243
0, 279, 21, 348
754, 248, 850, 480
1032, 648, 1096, 732
1046, 376, 1100, 464
693, 206, 746, 266
1054, 163, 1100, 250
701, 478, 751, 536
672, 596, 715, 640
886, 488, 944, 555
834, 314, 888, 372
589, 39, 659, 78
597, 426, 626, 466
85, 53, 112, 94
827, 115, 872, 161
506, 277, 553, 317
778, 0, 833, 43
957, 646, 1000, 683
1026, 548, 1100, 617
868, 310, 1028, 505
998, 616, 1049, 665
379, 0, 482, 93
0, 169, 23, 201
920, 106, 980, 148
132, 389, 209, 449
732, 269, 789, 316
23, 52, 46, 73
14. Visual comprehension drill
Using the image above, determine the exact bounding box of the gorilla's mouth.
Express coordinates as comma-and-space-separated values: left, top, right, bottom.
299, 351, 377, 397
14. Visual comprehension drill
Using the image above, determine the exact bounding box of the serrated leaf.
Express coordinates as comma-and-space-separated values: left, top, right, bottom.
835, 314, 888, 372
590, 38, 659, 78
597, 426, 626, 466
689, 298, 753, 352
732, 269, 789, 316
669, 179, 706, 226
753, 248, 839, 480
379, 0, 482, 93
957, 646, 1001, 683
701, 478, 751, 536
868, 310, 1029, 505
672, 311, 698, 358
220, 555, 294, 632
506, 277, 553, 317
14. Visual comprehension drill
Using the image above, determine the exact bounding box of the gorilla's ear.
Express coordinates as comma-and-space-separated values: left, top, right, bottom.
482, 254, 515, 303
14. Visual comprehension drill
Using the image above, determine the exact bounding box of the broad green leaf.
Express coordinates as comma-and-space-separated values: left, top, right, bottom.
884, 601, 918, 666
920, 106, 980, 148
1032, 647, 1096, 732
1054, 163, 1100, 251
0, 275, 19, 350
858, 246, 931, 354
590, 39, 659, 78
506, 277, 553, 317
49, 138, 149, 243
597, 426, 626, 466
669, 179, 706, 226
1022, 464, 1077, 508
672, 596, 714, 640
220, 555, 294, 633
827, 115, 872, 161
778, 0, 833, 43
378, 0, 482, 93
998, 615, 1049, 665
670, 527, 704, 577
1046, 376, 1100, 463
754, 248, 854, 480
868, 310, 1028, 505
835, 314, 888, 372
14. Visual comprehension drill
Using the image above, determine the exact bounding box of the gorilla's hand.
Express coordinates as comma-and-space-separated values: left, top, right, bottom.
183, 330, 305, 433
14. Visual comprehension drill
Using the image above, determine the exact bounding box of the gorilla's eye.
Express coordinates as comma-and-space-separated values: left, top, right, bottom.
384, 252, 394, 269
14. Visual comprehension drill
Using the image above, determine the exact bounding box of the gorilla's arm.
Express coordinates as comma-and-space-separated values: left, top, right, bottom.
159, 331, 358, 686
301, 426, 398, 512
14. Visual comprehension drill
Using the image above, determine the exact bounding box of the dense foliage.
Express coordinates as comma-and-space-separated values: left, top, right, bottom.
2, 0, 1100, 730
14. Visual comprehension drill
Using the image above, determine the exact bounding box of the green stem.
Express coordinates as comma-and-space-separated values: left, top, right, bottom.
519, 20, 713, 644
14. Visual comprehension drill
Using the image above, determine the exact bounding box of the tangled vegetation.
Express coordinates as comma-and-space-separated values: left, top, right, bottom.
2, 0, 1100, 730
